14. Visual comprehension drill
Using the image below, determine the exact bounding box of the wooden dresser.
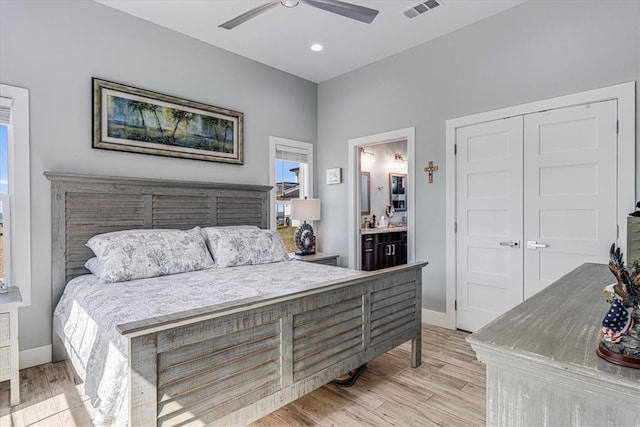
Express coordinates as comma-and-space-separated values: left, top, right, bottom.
467, 264, 639, 427
0, 286, 22, 406
628, 216, 640, 263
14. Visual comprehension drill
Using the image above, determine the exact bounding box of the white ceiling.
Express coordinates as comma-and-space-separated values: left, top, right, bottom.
97, 0, 526, 83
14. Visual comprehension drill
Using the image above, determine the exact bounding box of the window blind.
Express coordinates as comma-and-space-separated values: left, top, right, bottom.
0, 96, 13, 125
276, 144, 309, 163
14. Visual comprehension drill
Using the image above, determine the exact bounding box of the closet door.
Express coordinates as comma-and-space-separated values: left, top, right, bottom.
456, 100, 619, 332
456, 116, 524, 332
523, 100, 618, 299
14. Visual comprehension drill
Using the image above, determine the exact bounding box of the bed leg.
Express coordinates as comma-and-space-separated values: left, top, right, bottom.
130, 335, 158, 426
411, 333, 421, 368
412, 273, 423, 368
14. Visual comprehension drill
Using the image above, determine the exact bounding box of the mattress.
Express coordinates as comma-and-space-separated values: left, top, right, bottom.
53, 260, 362, 426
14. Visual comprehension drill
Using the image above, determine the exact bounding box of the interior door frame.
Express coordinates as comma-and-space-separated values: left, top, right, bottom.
347, 127, 416, 270
445, 81, 636, 330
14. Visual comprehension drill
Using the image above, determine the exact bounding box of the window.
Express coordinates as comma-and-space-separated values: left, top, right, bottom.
0, 84, 31, 305
0, 126, 9, 285
269, 137, 313, 253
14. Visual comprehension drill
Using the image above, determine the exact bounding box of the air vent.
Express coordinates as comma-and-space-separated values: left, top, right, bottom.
403, 0, 443, 19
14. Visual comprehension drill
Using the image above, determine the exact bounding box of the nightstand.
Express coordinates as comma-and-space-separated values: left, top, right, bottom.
0, 286, 22, 406
291, 252, 339, 266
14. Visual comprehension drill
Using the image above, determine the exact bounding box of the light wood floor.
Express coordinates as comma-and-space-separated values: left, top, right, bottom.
0, 324, 485, 426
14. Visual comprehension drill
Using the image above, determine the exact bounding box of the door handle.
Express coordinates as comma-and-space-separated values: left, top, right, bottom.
499, 241, 520, 248
527, 241, 548, 249
391, 244, 396, 255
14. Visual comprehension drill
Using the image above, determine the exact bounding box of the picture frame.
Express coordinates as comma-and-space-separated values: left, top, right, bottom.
326, 167, 342, 185
92, 78, 243, 164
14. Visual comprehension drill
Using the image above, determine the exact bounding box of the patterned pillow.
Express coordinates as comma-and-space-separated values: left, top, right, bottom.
86, 227, 215, 283
201, 225, 260, 256
205, 228, 290, 268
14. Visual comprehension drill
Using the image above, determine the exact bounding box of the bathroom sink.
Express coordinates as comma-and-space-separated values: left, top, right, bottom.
387, 223, 405, 228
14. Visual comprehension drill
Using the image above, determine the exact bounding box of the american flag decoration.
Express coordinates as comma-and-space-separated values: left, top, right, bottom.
601, 299, 634, 343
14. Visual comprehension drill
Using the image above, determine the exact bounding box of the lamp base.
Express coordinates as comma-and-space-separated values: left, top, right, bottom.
294, 222, 316, 256
294, 250, 316, 256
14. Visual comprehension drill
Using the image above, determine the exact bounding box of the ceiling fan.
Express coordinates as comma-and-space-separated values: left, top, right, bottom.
219, 0, 379, 30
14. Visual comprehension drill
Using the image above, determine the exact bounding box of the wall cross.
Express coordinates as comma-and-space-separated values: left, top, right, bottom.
424, 161, 439, 183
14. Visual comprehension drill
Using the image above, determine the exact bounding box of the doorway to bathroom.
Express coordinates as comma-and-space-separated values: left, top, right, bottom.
347, 127, 416, 270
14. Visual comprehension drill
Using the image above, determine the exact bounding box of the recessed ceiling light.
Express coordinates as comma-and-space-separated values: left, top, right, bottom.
310, 44, 324, 52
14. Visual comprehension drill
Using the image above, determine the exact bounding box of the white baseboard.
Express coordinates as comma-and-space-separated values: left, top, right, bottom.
422, 308, 455, 329
20, 344, 52, 369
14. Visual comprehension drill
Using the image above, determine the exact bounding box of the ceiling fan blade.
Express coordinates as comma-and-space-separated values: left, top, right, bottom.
304, 0, 379, 24
219, 1, 280, 30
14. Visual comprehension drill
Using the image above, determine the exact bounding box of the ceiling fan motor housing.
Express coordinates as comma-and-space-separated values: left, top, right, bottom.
281, 0, 299, 7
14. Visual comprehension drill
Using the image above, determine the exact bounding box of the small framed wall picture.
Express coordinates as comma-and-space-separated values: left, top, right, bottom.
326, 167, 342, 185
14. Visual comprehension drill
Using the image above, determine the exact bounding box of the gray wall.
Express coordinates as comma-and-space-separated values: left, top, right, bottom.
0, 0, 317, 352
317, 0, 640, 312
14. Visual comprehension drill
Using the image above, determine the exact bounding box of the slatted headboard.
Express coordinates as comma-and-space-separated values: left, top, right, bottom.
46, 172, 271, 308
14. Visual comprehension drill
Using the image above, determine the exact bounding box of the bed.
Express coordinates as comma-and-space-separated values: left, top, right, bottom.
47, 172, 426, 426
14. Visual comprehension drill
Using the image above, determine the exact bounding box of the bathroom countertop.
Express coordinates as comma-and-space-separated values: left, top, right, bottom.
361, 226, 407, 235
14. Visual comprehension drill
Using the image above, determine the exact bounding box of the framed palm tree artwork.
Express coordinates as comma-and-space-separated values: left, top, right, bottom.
92, 78, 243, 164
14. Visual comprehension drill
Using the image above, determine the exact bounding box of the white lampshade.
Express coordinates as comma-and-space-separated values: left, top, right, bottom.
290, 198, 321, 221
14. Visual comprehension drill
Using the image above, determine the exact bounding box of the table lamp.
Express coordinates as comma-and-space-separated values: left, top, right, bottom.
290, 198, 321, 255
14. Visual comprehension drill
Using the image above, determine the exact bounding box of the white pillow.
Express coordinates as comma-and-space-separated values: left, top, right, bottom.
205, 228, 289, 268
201, 225, 260, 256
86, 227, 214, 283
84, 257, 103, 277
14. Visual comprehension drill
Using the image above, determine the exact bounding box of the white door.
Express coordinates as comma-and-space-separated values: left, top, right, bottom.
456, 100, 619, 332
523, 100, 618, 299
456, 116, 524, 332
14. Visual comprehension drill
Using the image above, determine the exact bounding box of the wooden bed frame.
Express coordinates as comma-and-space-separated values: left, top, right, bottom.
47, 172, 426, 426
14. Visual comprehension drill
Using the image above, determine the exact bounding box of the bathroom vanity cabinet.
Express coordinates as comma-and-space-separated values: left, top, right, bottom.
362, 230, 407, 271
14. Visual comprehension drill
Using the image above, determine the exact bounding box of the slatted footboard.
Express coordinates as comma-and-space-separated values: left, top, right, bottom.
122, 263, 424, 426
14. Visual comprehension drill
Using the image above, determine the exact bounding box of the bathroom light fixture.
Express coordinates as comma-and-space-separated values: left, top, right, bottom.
281, 0, 299, 7
360, 147, 375, 171
394, 153, 408, 173
360, 147, 374, 158
310, 43, 324, 52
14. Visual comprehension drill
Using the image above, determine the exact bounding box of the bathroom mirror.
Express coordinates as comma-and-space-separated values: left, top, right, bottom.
389, 173, 407, 211
361, 172, 370, 215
